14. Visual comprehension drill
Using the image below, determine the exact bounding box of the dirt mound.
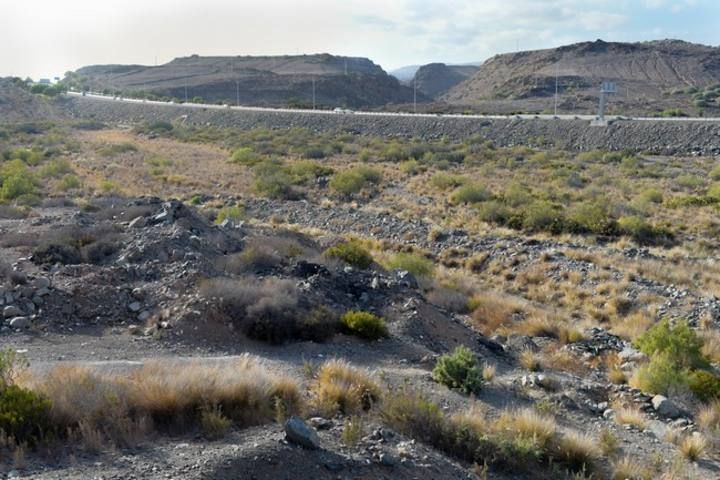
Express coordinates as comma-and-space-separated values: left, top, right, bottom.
443, 39, 720, 115
68, 54, 427, 108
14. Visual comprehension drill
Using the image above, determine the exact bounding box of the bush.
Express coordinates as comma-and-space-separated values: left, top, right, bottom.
215, 205, 246, 224
341, 311, 387, 340
688, 370, 720, 402
710, 165, 720, 181
329, 166, 382, 196
323, 241, 373, 268
476, 200, 513, 225
638, 188, 664, 204
522, 201, 563, 233
432, 346, 484, 395
618, 216, 673, 246
449, 183, 490, 205
252, 161, 297, 199
630, 352, 687, 395
566, 202, 616, 235
430, 172, 465, 190
230, 147, 264, 166
634, 319, 707, 369
385, 252, 434, 278
0, 385, 51, 445
0, 159, 37, 200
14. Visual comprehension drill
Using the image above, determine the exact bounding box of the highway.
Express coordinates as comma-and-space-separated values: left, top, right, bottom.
66, 91, 720, 123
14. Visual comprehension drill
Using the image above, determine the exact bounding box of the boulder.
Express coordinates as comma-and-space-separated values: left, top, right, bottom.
8, 317, 30, 329
651, 395, 681, 419
32, 276, 50, 290
3, 305, 22, 318
285, 416, 320, 450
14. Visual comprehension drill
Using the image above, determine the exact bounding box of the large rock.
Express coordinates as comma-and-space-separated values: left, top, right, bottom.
651, 395, 681, 419
3, 305, 22, 318
285, 416, 321, 450
8, 317, 30, 329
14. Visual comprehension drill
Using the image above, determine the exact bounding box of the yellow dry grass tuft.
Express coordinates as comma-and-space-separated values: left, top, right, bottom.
614, 406, 647, 430
311, 359, 381, 416
678, 434, 706, 461
493, 408, 557, 448
612, 456, 654, 480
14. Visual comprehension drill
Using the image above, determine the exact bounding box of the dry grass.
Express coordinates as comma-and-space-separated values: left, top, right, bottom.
311, 359, 381, 416
700, 329, 720, 364
614, 406, 647, 430
599, 428, 619, 456
482, 364, 496, 382
519, 350, 541, 371
517, 315, 559, 338
611, 310, 655, 340
697, 400, 720, 433
554, 431, 600, 470
469, 292, 522, 334
26, 356, 300, 447
678, 434, 706, 461
493, 408, 556, 448
612, 456, 654, 480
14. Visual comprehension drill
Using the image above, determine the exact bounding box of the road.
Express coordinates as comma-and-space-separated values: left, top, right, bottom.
67, 91, 720, 123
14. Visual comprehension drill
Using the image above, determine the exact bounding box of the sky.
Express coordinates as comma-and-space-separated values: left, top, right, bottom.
1, 0, 719, 79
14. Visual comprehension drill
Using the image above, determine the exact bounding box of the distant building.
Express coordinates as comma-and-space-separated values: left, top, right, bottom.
37, 78, 51, 85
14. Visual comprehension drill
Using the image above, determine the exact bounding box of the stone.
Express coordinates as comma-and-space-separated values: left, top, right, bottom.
651, 395, 681, 419
35, 287, 50, 297
128, 302, 142, 313
32, 276, 50, 290
137, 311, 152, 322
3, 305, 22, 318
602, 408, 615, 419
128, 216, 148, 228
8, 317, 30, 329
307, 417, 333, 430
285, 416, 320, 450
379, 452, 398, 467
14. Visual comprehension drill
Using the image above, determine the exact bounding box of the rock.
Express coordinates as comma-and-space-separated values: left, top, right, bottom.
8, 317, 30, 329
603, 408, 615, 419
307, 417, 333, 430
379, 452, 398, 467
128, 216, 148, 228
505, 335, 539, 352
128, 302, 142, 313
32, 276, 51, 289
137, 311, 152, 322
35, 287, 50, 297
128, 325, 142, 335
3, 305, 22, 318
652, 395, 681, 419
284, 416, 320, 450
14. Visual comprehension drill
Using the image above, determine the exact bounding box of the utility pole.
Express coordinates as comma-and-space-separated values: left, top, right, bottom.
554, 63, 559, 116
413, 78, 417, 113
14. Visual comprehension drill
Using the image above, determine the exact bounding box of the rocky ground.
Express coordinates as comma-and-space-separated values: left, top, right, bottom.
2, 195, 720, 479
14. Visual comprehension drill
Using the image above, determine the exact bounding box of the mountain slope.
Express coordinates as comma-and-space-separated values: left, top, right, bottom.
0, 78, 62, 122
412, 63, 479, 99
443, 39, 720, 114
67, 54, 424, 109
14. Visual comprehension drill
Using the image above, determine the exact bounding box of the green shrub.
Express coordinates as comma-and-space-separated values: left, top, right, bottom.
631, 352, 688, 395
399, 159, 422, 175
0, 385, 51, 445
502, 183, 533, 207
386, 252, 434, 278
252, 161, 296, 199
98, 142, 137, 157
286, 160, 333, 184
522, 200, 563, 233
380, 143, 407, 162
40, 159, 73, 178
58, 175, 81, 191
432, 345, 484, 395
618, 216, 672, 245
0, 159, 37, 200
675, 174, 705, 190
688, 370, 720, 402
706, 184, 720, 200
341, 311, 387, 340
329, 166, 382, 196
431, 173, 465, 190
450, 183, 490, 205
215, 205, 246, 224
638, 188, 664, 204
709, 165, 720, 181
323, 241, 373, 268
476, 200, 513, 225
635, 319, 706, 369
567, 202, 616, 235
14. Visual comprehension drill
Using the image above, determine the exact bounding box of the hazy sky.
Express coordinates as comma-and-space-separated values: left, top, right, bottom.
2, 0, 719, 79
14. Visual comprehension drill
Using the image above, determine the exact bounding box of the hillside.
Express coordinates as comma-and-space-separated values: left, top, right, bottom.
411, 63, 479, 99
0, 78, 62, 122
67, 54, 425, 109
443, 39, 720, 115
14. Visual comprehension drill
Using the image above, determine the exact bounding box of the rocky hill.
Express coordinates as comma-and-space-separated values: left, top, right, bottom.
66, 54, 425, 109
443, 39, 720, 115
411, 63, 479, 99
